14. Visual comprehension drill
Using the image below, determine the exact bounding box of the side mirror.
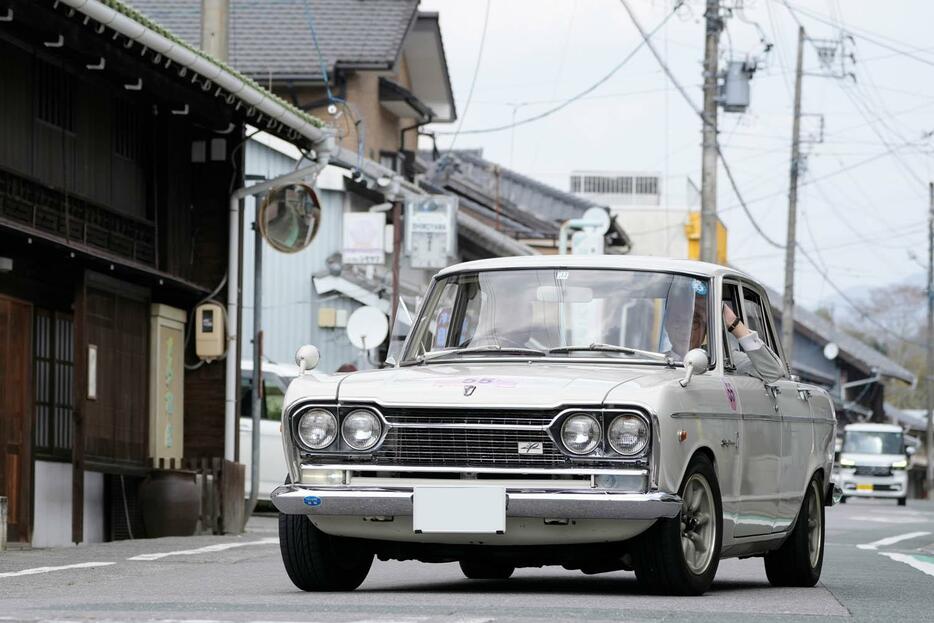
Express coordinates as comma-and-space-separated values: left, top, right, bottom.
679, 348, 709, 388
295, 344, 320, 374
907, 446, 917, 456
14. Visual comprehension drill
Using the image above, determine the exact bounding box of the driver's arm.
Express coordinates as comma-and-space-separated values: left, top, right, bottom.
723, 303, 787, 383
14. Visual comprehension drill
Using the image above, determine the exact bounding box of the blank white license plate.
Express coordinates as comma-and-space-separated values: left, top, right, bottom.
413, 486, 506, 534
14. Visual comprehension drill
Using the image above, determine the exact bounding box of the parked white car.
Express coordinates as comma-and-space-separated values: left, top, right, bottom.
837, 423, 910, 505
272, 256, 839, 595
240, 361, 331, 500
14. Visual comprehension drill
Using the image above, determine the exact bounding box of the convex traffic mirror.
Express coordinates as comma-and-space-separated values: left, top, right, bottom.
259, 183, 321, 253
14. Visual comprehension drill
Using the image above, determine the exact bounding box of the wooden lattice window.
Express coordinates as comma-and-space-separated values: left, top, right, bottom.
33, 310, 74, 460
35, 59, 75, 132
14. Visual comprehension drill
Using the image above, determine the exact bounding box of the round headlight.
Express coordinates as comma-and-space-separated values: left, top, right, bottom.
560, 414, 601, 455
297, 409, 337, 450
341, 409, 382, 450
608, 415, 648, 455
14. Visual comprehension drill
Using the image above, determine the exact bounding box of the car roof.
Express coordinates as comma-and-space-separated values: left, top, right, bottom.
844, 423, 904, 433
435, 255, 753, 280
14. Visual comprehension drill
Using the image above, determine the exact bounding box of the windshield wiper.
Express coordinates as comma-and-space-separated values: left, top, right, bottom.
403, 344, 547, 365
548, 343, 673, 364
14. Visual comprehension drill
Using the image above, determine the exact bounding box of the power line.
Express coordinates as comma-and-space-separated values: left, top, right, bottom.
445, 0, 493, 151
622, 0, 921, 349
435, 2, 684, 137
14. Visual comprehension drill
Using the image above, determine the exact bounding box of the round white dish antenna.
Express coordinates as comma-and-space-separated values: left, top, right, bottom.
346, 306, 389, 351
582, 207, 611, 235
823, 342, 839, 361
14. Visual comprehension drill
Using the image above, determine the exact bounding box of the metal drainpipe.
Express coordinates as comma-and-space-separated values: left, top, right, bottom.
224, 137, 334, 464
245, 192, 265, 528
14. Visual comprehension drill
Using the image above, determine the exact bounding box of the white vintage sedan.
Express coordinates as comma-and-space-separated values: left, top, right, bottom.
271, 256, 839, 596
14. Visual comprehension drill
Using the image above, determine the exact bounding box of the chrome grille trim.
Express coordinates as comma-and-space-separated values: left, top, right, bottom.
290, 402, 652, 470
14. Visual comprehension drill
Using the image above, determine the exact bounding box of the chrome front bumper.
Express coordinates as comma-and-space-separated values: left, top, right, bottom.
271, 484, 682, 521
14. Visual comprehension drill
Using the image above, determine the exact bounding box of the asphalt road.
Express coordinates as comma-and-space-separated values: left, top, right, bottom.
2, 499, 934, 622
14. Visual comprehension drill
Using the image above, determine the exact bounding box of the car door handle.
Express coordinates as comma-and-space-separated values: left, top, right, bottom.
796, 386, 812, 400
765, 383, 781, 397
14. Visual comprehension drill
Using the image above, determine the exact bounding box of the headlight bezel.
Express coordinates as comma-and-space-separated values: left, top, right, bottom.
552, 408, 652, 460
290, 403, 387, 454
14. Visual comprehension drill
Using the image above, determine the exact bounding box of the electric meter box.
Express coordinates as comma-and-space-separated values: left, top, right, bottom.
195, 302, 225, 361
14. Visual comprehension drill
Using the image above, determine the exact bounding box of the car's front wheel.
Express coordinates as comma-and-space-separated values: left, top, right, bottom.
632, 453, 722, 596
459, 560, 515, 580
278, 512, 373, 591
764, 475, 824, 587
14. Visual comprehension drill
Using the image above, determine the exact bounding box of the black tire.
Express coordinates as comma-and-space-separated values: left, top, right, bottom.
898, 497, 907, 507
764, 475, 824, 587
459, 559, 515, 580
632, 453, 722, 596
278, 512, 373, 591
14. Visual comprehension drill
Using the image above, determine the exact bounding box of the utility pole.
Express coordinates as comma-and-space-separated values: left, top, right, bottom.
781, 26, 806, 364
699, 0, 722, 263
201, 0, 229, 62
926, 182, 933, 496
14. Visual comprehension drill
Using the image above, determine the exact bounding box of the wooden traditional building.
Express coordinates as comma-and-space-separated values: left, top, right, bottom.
0, 0, 326, 545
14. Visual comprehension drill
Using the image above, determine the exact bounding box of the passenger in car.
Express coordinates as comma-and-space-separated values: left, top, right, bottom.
722, 302, 787, 383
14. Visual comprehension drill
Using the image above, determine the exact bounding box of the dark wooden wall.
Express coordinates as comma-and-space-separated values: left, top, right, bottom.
0, 38, 151, 223
82, 274, 149, 469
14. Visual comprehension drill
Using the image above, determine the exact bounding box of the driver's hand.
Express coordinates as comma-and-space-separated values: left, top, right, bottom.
722, 302, 737, 327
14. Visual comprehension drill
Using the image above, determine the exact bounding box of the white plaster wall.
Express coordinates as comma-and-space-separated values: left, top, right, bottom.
33, 461, 104, 547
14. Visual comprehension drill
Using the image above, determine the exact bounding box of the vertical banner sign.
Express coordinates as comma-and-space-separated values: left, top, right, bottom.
149, 304, 187, 463
343, 212, 386, 264
405, 195, 458, 269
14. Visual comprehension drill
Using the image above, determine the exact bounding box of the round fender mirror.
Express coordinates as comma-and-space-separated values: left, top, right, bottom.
295, 344, 320, 373
679, 348, 709, 388
259, 183, 321, 253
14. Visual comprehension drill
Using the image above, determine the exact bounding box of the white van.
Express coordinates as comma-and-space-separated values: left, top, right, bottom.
837, 423, 910, 506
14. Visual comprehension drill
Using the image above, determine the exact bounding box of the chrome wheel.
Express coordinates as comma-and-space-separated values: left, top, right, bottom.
807, 480, 822, 568
681, 473, 716, 575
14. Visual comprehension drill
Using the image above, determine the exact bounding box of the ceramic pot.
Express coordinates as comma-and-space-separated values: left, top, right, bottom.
139, 470, 199, 538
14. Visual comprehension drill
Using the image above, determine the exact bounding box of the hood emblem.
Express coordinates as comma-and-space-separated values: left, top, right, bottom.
463, 384, 477, 397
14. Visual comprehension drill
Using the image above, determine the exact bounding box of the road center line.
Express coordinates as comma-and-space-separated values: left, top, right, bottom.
0, 561, 115, 578
858, 531, 930, 550
880, 552, 934, 578
128, 537, 279, 561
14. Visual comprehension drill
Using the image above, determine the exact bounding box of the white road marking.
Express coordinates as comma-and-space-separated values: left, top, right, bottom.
851, 515, 928, 524
858, 531, 930, 550
880, 552, 934, 578
128, 537, 278, 561
0, 561, 115, 578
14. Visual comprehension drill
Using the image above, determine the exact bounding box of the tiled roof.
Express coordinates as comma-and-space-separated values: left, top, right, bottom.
127, 0, 419, 81
423, 151, 614, 235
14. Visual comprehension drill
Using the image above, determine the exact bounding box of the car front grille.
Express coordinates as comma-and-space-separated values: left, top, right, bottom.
854, 465, 892, 477
374, 406, 568, 468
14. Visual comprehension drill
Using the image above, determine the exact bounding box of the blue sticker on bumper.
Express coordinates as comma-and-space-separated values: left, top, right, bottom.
303, 495, 322, 507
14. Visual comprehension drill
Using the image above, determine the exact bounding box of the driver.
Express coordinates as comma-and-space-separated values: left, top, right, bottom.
662, 281, 786, 383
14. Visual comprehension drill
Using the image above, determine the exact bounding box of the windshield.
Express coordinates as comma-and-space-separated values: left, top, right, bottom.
402, 268, 711, 363
842, 431, 904, 455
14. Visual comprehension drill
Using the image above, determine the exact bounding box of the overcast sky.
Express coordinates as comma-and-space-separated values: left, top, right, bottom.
420, 0, 933, 316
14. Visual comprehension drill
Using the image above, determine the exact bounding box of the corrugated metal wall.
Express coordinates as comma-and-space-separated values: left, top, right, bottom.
241, 140, 369, 373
